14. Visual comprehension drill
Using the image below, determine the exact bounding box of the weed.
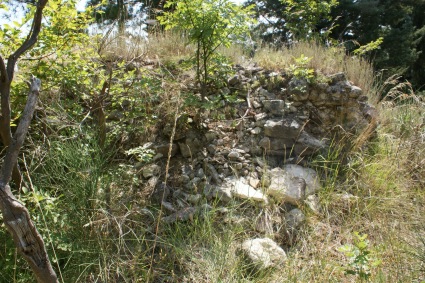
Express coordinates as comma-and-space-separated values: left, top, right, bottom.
339, 232, 381, 281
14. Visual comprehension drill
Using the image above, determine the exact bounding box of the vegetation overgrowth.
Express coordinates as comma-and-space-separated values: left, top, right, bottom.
0, 0, 424, 282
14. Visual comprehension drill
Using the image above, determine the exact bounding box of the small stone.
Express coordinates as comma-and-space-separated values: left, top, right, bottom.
196, 168, 205, 178
142, 164, 161, 178
252, 100, 262, 108
254, 113, 268, 121
304, 194, 321, 214
228, 151, 241, 160
205, 163, 221, 184
251, 127, 262, 135
263, 100, 286, 116
205, 131, 218, 142
207, 144, 216, 154
228, 75, 240, 86
162, 207, 196, 223
186, 194, 202, 204
266, 165, 320, 204
285, 208, 305, 230
231, 179, 268, 203
328, 72, 346, 83
234, 163, 243, 170
161, 201, 176, 213
248, 177, 261, 188
241, 238, 287, 269
180, 174, 190, 184
212, 186, 232, 202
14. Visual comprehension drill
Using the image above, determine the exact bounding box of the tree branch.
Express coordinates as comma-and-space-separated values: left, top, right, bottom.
0, 76, 58, 282
0, 54, 8, 83
1, 77, 40, 184
7, 0, 49, 81
1, 0, 49, 186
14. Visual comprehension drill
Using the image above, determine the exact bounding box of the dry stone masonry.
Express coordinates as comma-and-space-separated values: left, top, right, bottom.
139, 65, 377, 269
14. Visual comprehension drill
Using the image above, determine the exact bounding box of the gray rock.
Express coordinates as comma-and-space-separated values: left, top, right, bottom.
285, 208, 305, 230
234, 163, 243, 170
161, 201, 176, 213
264, 119, 301, 139
263, 100, 286, 116
284, 164, 320, 196
211, 185, 232, 202
186, 194, 202, 204
251, 127, 262, 135
228, 75, 240, 86
180, 174, 190, 184
179, 138, 203, 158
230, 178, 268, 203
304, 194, 321, 214
252, 100, 262, 109
258, 87, 275, 99
294, 131, 326, 156
259, 137, 271, 150
260, 137, 294, 151
142, 164, 161, 178
205, 131, 218, 142
196, 168, 205, 178
162, 207, 196, 223
288, 77, 309, 97
241, 238, 287, 269
268, 172, 306, 204
266, 165, 320, 204
254, 113, 267, 121
228, 151, 241, 160
154, 143, 179, 157
206, 144, 216, 154
328, 72, 346, 83
205, 163, 221, 184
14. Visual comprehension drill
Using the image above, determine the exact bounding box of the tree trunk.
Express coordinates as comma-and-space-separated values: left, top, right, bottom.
0, 77, 58, 283
0, 185, 58, 283
0, 65, 22, 186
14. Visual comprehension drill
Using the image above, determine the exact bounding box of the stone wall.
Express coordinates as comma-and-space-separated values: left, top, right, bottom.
160, 66, 376, 178
139, 65, 377, 268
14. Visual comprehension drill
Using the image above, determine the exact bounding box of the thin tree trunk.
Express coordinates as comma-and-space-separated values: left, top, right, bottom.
0, 61, 22, 186
0, 77, 58, 283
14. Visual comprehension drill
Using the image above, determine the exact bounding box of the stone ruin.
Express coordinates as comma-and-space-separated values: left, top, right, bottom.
138, 65, 377, 268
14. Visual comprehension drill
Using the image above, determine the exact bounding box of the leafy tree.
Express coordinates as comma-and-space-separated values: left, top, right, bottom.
87, 0, 164, 34
410, 0, 425, 89
245, 0, 338, 43
0, 0, 59, 280
244, 0, 288, 43
158, 0, 255, 94
247, 0, 425, 89
330, 0, 424, 88
0, 0, 97, 281
282, 0, 338, 39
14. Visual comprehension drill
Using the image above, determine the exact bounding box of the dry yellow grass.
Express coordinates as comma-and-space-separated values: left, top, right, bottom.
254, 41, 375, 97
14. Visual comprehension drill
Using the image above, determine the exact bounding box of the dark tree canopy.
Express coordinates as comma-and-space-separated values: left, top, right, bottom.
247, 0, 425, 90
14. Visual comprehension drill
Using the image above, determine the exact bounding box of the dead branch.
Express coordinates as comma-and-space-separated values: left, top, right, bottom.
0, 77, 58, 282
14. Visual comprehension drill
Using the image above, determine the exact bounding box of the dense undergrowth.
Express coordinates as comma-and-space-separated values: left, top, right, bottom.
0, 32, 424, 283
